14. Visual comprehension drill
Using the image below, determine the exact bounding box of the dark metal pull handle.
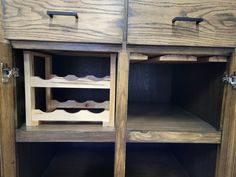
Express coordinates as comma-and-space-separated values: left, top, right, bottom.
172, 17, 204, 24
47, 11, 78, 19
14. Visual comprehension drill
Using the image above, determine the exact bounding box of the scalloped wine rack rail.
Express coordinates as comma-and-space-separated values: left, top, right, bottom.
31, 75, 110, 89
50, 100, 109, 109
32, 109, 110, 122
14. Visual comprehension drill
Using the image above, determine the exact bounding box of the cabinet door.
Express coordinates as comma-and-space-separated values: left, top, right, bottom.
0, 1, 16, 176
217, 49, 236, 177
0, 43, 16, 177
3, 0, 124, 44
128, 0, 236, 47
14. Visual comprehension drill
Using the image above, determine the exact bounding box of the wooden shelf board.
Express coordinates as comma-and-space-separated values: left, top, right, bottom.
127, 104, 221, 143
16, 124, 115, 142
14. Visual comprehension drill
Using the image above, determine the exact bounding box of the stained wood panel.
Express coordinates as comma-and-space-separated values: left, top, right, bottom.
16, 124, 115, 142
0, 1, 16, 175
3, 0, 124, 44
114, 51, 129, 177
0, 43, 16, 177
216, 50, 236, 177
128, 0, 236, 47
127, 104, 221, 143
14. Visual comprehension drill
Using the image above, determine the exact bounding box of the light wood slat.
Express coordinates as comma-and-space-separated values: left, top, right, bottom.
51, 100, 109, 109
146, 55, 197, 63
32, 109, 109, 122
30, 75, 110, 89
107, 54, 117, 127
198, 56, 228, 63
24, 51, 39, 126
128, 131, 221, 144
4, 0, 123, 43
128, 0, 236, 47
130, 53, 148, 61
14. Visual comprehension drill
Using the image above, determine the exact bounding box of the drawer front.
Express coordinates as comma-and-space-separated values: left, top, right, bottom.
128, 0, 236, 47
4, 0, 123, 44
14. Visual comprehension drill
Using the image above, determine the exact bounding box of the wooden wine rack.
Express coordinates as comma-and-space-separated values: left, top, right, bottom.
24, 51, 116, 127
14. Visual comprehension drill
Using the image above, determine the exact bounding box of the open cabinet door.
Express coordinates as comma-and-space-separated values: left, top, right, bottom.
0, 1, 16, 177
217, 49, 236, 177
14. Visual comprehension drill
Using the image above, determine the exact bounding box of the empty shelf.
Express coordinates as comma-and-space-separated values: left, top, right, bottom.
127, 104, 221, 143
42, 146, 114, 177
126, 145, 189, 177
16, 124, 115, 142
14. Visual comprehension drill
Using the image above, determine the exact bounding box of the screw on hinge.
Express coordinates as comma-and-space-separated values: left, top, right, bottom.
1, 63, 19, 83
222, 72, 236, 89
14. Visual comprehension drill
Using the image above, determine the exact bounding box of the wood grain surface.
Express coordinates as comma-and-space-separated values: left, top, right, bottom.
16, 124, 115, 142
0, 43, 16, 177
216, 49, 236, 177
114, 51, 129, 177
3, 0, 124, 43
128, 0, 236, 47
127, 104, 221, 143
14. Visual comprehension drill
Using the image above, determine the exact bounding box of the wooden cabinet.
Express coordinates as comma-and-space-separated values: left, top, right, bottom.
3, 0, 124, 43
1, 1, 236, 177
128, 0, 236, 47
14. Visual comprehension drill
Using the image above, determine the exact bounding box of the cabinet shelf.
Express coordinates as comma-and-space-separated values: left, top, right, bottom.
127, 104, 221, 144
16, 124, 115, 142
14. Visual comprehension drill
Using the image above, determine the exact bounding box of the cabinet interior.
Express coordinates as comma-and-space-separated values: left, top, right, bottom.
13, 50, 228, 177
126, 143, 217, 177
17, 143, 115, 177
128, 61, 227, 132
17, 142, 217, 177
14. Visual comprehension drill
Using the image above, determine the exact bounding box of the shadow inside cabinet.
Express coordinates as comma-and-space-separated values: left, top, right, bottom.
17, 142, 115, 177
127, 61, 226, 143
126, 143, 217, 177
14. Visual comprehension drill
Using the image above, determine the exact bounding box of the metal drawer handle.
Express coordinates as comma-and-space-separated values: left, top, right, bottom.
172, 17, 204, 25
47, 11, 78, 19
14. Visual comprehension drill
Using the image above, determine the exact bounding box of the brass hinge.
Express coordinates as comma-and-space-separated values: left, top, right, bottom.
1, 63, 19, 83
222, 73, 236, 89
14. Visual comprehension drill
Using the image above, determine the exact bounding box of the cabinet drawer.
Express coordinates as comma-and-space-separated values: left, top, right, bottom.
128, 0, 236, 47
4, 0, 123, 44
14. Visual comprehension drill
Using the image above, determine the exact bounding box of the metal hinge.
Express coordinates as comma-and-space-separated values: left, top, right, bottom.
1, 63, 19, 83
222, 73, 236, 89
